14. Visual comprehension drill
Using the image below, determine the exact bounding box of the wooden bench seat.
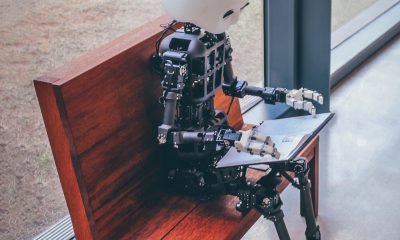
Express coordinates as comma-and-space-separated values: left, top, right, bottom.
34, 16, 319, 240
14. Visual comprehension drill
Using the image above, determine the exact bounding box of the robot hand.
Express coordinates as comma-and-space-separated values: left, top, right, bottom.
286, 88, 324, 116
234, 127, 280, 159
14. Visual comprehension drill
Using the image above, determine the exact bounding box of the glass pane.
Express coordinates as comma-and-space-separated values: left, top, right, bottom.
229, 0, 264, 87
332, 0, 380, 31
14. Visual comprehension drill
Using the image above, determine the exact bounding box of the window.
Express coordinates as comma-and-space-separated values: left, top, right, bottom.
229, 0, 264, 88
332, 0, 379, 31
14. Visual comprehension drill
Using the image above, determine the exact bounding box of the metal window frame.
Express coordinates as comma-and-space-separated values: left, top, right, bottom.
265, 0, 332, 114
244, 0, 399, 123
243, 0, 332, 120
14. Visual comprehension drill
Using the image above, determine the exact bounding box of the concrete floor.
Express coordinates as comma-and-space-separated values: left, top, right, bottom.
243, 35, 400, 240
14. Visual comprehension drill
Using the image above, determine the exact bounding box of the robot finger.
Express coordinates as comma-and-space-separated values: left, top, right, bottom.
302, 88, 324, 105
286, 89, 304, 101
247, 141, 264, 155
250, 129, 274, 145
234, 130, 252, 153
261, 143, 281, 159
246, 141, 280, 159
286, 98, 316, 116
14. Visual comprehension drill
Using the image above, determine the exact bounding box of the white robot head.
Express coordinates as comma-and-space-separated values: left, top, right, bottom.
162, 0, 249, 34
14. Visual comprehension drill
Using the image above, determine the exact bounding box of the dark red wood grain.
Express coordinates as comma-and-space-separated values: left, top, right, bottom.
34, 79, 96, 239
34, 16, 317, 240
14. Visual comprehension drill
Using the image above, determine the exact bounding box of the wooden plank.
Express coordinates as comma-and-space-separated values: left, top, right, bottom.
34, 79, 96, 239
34, 16, 244, 240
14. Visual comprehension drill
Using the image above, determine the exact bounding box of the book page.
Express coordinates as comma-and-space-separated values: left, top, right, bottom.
216, 134, 310, 168
257, 113, 332, 136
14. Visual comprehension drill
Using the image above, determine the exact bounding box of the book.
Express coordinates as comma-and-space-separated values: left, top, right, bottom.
216, 113, 334, 169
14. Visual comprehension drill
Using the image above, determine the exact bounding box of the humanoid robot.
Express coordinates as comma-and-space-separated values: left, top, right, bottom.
152, 1, 324, 239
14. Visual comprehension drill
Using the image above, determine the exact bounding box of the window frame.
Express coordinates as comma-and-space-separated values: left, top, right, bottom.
241, 0, 400, 121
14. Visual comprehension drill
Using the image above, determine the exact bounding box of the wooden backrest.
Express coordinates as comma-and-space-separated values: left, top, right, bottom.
34, 16, 243, 240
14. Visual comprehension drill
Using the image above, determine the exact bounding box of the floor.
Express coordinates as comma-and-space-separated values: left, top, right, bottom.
243, 35, 400, 240
0, 1, 384, 239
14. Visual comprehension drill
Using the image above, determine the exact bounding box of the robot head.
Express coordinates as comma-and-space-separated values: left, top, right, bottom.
162, 0, 249, 34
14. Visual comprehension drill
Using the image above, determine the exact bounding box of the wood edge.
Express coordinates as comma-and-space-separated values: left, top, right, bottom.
39, 15, 173, 86
299, 135, 319, 160
52, 85, 100, 238
34, 75, 61, 84
228, 210, 262, 240
313, 136, 320, 216
34, 80, 96, 240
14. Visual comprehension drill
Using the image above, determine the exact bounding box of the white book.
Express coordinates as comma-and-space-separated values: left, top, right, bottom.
216, 113, 333, 169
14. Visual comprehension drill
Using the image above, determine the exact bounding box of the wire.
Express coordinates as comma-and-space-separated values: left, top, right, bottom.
155, 20, 178, 56
226, 96, 235, 116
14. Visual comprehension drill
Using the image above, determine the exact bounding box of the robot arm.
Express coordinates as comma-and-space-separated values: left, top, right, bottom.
159, 126, 280, 159
223, 80, 324, 116
222, 45, 323, 116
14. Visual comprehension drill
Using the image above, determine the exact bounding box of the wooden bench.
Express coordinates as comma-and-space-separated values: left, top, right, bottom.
34, 16, 319, 240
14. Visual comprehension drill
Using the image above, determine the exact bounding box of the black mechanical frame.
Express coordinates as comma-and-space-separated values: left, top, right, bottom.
151, 22, 321, 240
